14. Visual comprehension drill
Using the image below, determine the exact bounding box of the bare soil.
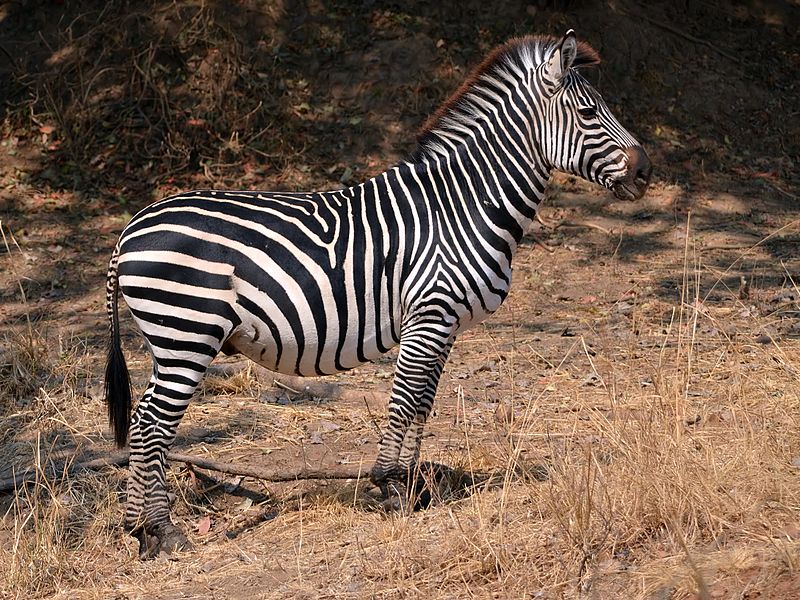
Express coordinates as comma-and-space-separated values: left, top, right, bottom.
1, 1, 799, 599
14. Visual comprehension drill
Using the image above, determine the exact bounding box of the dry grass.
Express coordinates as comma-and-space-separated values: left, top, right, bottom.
3, 449, 119, 598
1, 2, 799, 597
1, 215, 799, 599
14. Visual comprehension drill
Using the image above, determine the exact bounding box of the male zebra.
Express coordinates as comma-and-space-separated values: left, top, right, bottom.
105, 30, 651, 558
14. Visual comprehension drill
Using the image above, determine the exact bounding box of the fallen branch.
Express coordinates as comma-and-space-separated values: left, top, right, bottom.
556, 220, 615, 236
0, 453, 128, 494
167, 452, 366, 483
0, 451, 367, 494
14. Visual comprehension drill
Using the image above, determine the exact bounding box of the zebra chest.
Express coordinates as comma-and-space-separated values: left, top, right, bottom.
456, 276, 512, 332
410, 258, 513, 334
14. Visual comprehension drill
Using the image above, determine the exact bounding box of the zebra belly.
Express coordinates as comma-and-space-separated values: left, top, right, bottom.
225, 320, 395, 376
227, 287, 399, 377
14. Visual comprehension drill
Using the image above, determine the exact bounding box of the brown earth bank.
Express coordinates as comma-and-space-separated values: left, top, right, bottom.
1, 1, 799, 598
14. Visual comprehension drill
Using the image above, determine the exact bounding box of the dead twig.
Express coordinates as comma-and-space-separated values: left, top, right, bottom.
762, 179, 797, 201
535, 211, 557, 229
556, 220, 615, 236
0, 450, 367, 493
362, 395, 384, 438
166, 452, 365, 483
530, 234, 556, 253
273, 379, 301, 395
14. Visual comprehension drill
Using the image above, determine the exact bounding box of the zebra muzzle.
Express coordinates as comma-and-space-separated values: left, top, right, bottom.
613, 146, 652, 201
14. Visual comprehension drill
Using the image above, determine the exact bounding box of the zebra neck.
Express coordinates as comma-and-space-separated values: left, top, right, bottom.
406, 140, 549, 244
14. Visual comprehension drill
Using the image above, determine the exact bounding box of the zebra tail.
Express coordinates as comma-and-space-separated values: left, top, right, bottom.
104, 245, 131, 448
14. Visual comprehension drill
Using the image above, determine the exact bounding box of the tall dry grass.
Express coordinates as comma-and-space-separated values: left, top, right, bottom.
1, 221, 120, 599
1, 218, 798, 599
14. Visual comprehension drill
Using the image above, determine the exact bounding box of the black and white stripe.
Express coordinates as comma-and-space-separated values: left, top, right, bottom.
105, 30, 651, 557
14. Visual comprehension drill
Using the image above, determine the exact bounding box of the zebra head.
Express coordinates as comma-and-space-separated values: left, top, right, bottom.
539, 31, 651, 200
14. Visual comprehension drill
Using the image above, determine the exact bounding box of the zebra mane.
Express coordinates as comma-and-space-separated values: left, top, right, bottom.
412, 35, 601, 161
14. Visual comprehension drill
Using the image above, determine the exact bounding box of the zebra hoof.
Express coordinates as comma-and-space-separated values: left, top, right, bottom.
136, 529, 161, 560
135, 523, 192, 559
378, 481, 412, 514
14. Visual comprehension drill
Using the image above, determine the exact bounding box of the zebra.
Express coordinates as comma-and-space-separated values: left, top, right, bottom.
104, 30, 651, 558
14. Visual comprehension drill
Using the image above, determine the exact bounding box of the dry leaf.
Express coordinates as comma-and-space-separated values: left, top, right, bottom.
197, 515, 212, 535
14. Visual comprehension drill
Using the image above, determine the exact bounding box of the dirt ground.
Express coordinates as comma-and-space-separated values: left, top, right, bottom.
1, 1, 799, 598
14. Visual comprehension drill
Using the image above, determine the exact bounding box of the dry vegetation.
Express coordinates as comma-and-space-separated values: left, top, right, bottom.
1, 1, 799, 599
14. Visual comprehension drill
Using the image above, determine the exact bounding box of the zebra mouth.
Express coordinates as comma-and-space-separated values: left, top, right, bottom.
612, 175, 649, 201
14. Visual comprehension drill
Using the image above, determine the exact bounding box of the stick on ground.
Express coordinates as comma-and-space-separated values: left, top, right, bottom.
167, 452, 366, 483
0, 451, 367, 494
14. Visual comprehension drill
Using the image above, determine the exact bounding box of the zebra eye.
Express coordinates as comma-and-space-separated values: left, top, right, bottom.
578, 106, 597, 118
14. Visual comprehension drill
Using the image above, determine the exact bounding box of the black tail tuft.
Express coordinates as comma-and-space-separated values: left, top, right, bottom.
104, 259, 131, 448
105, 334, 131, 448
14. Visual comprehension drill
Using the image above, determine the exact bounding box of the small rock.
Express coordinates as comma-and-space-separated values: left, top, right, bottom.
770, 290, 797, 304
582, 374, 601, 386
200, 560, 216, 573
737, 306, 755, 318
615, 301, 634, 315
755, 333, 774, 344
473, 360, 497, 374
224, 476, 243, 494
775, 524, 800, 540
317, 420, 340, 433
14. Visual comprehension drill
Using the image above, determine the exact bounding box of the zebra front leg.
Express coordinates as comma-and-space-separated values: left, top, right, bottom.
371, 327, 453, 511
396, 339, 453, 472
126, 355, 212, 558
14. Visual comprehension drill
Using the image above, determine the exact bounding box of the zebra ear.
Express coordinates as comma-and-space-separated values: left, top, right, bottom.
545, 29, 578, 86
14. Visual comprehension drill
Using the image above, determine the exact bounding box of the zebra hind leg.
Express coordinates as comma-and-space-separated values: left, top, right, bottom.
125, 352, 215, 558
